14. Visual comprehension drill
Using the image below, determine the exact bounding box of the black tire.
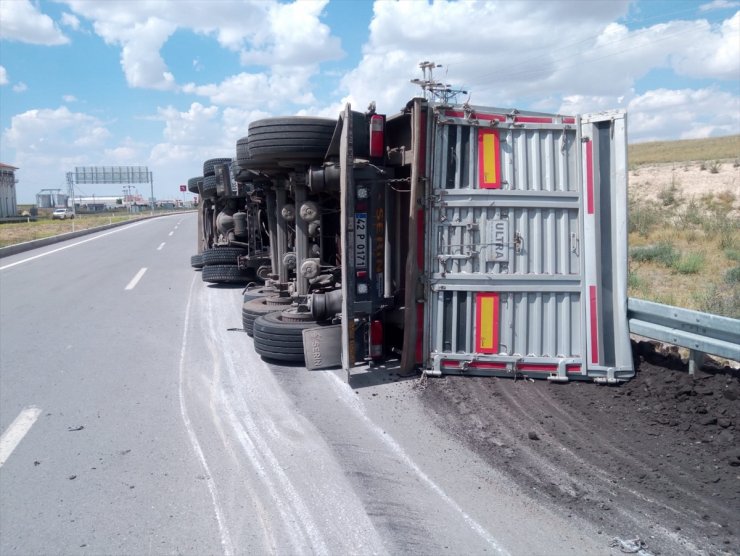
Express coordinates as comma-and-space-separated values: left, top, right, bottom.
191, 254, 204, 269
188, 176, 202, 194
247, 117, 335, 163
236, 136, 249, 165
201, 175, 218, 197
241, 296, 288, 336
202, 265, 254, 284
252, 311, 323, 362
201, 247, 248, 266
203, 158, 232, 177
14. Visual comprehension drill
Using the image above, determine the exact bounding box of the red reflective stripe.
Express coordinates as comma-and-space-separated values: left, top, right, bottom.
515, 116, 552, 124
589, 285, 599, 364
441, 360, 583, 373
478, 129, 501, 189
517, 363, 556, 371
586, 140, 594, 214
562, 117, 576, 124
444, 111, 506, 122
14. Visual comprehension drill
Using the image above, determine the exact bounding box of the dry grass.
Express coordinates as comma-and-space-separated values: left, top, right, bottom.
0, 214, 149, 248
627, 135, 740, 316
628, 194, 740, 317
629, 134, 739, 166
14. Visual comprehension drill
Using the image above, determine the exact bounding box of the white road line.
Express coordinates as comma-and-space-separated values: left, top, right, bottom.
168, 231, 174, 236
125, 267, 148, 290
157, 242, 166, 251
179, 275, 234, 555
0, 221, 148, 271
0, 406, 42, 467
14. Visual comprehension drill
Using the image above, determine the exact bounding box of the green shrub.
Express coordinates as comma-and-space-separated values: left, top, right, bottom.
658, 182, 682, 207
676, 198, 704, 228
726, 266, 740, 284
629, 199, 664, 236
673, 252, 705, 274
694, 284, 740, 319
709, 160, 721, 174
630, 243, 679, 266
725, 248, 740, 262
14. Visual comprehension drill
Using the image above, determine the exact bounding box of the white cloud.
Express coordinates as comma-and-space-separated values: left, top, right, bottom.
0, 0, 69, 45
12, 82, 28, 93
0, 66, 7, 86
63, 95, 78, 103
106, 17, 178, 90
238, 1, 343, 66
63, 0, 343, 91
1, 107, 112, 199
670, 12, 740, 80
182, 65, 317, 109
60, 12, 81, 30
104, 138, 147, 165
700, 0, 740, 11
335, 2, 739, 116
627, 88, 740, 141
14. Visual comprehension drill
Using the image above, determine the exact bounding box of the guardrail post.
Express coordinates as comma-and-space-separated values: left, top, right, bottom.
688, 349, 704, 377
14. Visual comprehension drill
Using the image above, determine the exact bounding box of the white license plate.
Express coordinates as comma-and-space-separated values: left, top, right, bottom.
355, 213, 367, 269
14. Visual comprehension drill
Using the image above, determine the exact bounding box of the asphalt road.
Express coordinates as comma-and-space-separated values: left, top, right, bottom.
1, 213, 617, 555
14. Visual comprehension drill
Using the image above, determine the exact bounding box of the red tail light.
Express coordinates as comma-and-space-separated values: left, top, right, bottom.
369, 115, 384, 158
370, 319, 383, 360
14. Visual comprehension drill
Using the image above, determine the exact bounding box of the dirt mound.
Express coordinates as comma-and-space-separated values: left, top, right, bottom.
420, 342, 739, 556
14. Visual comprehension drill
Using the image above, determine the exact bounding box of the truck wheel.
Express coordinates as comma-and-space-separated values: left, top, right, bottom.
201, 247, 249, 266
187, 176, 202, 194
191, 254, 204, 269
201, 175, 218, 197
203, 158, 231, 177
202, 265, 254, 284
236, 136, 249, 166
241, 296, 288, 336
247, 117, 336, 163
252, 310, 323, 363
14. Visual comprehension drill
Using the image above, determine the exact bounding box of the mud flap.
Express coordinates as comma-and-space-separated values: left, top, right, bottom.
303, 325, 342, 370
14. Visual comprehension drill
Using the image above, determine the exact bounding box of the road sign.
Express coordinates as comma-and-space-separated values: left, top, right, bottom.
179, 185, 186, 192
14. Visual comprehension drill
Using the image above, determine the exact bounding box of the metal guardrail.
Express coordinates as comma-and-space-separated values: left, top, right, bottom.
628, 298, 740, 373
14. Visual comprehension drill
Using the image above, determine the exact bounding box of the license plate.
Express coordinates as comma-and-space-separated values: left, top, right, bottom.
355, 213, 367, 269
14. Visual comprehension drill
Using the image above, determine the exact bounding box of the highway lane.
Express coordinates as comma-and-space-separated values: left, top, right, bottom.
1, 213, 614, 555
0, 213, 223, 554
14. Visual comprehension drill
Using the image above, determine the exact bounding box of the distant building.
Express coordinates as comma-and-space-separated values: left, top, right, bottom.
0, 163, 19, 218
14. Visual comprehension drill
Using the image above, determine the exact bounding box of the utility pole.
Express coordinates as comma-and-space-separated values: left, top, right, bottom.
149, 171, 155, 215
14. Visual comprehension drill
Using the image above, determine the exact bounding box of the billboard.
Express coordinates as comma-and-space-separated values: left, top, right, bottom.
74, 166, 150, 185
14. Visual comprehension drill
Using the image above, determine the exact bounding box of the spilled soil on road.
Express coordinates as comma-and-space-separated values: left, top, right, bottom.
420, 341, 740, 556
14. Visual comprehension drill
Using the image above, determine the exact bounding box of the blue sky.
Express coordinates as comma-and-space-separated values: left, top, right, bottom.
1, 0, 738, 204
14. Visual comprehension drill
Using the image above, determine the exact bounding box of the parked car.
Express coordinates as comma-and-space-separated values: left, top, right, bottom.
52, 208, 75, 220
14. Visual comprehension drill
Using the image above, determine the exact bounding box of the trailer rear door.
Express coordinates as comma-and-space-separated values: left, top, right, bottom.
426, 107, 632, 382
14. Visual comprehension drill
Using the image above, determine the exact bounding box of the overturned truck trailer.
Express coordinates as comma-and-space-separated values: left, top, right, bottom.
231, 96, 633, 383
